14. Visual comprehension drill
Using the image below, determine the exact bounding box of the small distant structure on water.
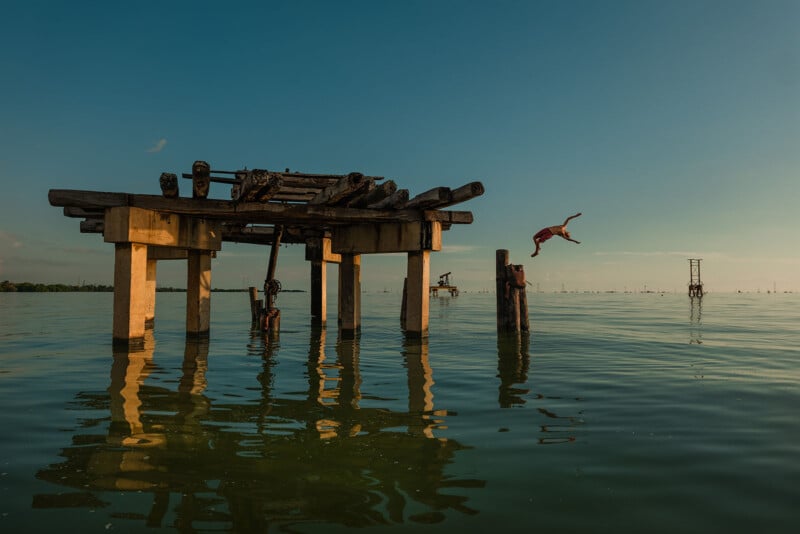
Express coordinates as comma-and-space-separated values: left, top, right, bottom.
430, 272, 459, 297
688, 258, 703, 298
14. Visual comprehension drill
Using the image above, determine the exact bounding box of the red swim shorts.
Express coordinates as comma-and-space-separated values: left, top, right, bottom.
534, 228, 554, 242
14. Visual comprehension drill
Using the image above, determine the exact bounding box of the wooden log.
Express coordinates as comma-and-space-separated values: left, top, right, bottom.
426, 181, 484, 209
405, 187, 452, 209
347, 179, 397, 208
368, 188, 409, 209
64, 206, 104, 218
80, 219, 104, 233
159, 172, 179, 198
496, 250, 509, 331
249, 287, 260, 324
339, 179, 376, 207
192, 161, 211, 199
309, 173, 370, 205
234, 170, 283, 203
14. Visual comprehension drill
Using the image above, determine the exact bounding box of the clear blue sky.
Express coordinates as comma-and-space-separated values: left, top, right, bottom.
1, 0, 798, 292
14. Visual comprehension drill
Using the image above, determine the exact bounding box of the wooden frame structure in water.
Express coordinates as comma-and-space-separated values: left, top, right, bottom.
49, 161, 483, 345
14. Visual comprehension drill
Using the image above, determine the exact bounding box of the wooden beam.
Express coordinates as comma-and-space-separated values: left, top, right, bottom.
80, 219, 104, 233
347, 179, 397, 208
50, 189, 474, 226
309, 173, 371, 205
367, 188, 409, 209
234, 170, 283, 203
420, 181, 485, 209
405, 187, 451, 210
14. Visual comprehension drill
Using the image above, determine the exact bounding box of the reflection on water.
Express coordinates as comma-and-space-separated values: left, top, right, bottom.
34, 329, 484, 529
689, 297, 703, 344
496, 333, 530, 408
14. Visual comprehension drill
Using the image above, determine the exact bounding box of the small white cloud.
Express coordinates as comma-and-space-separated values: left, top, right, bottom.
147, 138, 168, 153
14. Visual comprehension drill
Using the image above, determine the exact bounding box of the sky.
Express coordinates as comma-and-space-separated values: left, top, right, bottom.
1, 0, 798, 293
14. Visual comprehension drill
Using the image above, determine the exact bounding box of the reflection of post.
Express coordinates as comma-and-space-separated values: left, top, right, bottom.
404, 336, 439, 438
689, 297, 703, 345
336, 335, 362, 410
497, 333, 531, 408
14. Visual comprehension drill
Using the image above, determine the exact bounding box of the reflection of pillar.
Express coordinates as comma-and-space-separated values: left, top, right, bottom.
311, 260, 327, 325
113, 243, 148, 343
405, 251, 430, 337
308, 326, 339, 406
336, 335, 362, 410
403, 336, 444, 439
176, 339, 210, 432
187, 250, 212, 336
109, 331, 155, 439
497, 333, 531, 408
144, 259, 157, 328
339, 254, 361, 335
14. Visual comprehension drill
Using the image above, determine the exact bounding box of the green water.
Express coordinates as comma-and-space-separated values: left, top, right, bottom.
0, 292, 798, 532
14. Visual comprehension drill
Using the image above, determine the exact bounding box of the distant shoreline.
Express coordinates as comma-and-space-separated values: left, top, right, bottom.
0, 282, 305, 293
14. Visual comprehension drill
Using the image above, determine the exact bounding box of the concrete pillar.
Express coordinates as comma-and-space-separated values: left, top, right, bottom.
112, 243, 148, 344
144, 259, 157, 329
405, 250, 430, 337
187, 250, 212, 336
339, 253, 361, 335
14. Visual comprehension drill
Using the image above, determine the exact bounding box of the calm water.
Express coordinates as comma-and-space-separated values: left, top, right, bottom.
0, 291, 798, 532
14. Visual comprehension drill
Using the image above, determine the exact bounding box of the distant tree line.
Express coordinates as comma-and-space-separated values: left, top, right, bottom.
0, 281, 299, 293
1, 281, 114, 292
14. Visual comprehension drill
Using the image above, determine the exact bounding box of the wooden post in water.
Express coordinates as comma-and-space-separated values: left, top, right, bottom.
496, 249, 530, 334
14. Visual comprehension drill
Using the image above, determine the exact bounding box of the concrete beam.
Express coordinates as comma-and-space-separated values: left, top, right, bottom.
104, 206, 222, 250
332, 221, 441, 254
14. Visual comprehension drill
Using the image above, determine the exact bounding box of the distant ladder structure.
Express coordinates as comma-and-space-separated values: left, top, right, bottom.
688, 258, 703, 298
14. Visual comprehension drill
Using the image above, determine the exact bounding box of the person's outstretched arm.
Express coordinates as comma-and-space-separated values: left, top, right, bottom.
562, 212, 582, 225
